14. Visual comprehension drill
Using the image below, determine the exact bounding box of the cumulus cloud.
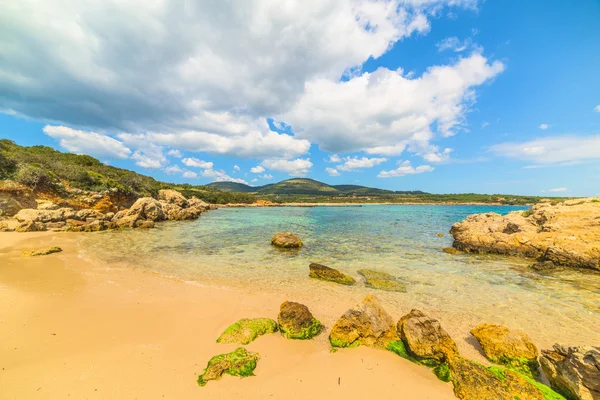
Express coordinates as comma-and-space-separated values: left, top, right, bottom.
594, 105, 600, 112
261, 174, 273, 180
436, 36, 475, 52
489, 135, 600, 164
337, 156, 387, 171
422, 147, 452, 163
2, 0, 486, 160
326, 167, 340, 176
167, 149, 182, 158
202, 169, 247, 184
233, 165, 240, 172
251, 165, 265, 174
377, 160, 434, 178
182, 157, 214, 169
42, 125, 131, 159
539, 124, 549, 130
262, 158, 313, 176
328, 154, 342, 163
182, 170, 198, 179
548, 187, 567, 192
118, 133, 167, 168
164, 165, 184, 175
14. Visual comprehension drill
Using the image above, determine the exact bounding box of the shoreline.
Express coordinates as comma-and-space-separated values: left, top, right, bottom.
223, 201, 527, 207
0, 232, 456, 399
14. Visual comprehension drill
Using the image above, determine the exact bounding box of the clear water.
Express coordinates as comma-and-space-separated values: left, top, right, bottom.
79, 205, 600, 348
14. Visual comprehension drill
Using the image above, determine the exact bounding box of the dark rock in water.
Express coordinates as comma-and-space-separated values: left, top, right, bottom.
437, 233, 444, 237
397, 309, 458, 362
22, 246, 62, 257
278, 301, 322, 340
271, 232, 303, 248
358, 269, 406, 292
442, 247, 461, 255
329, 294, 398, 349
197, 347, 260, 387
217, 318, 278, 345
309, 263, 355, 285
540, 344, 600, 400
470, 323, 539, 379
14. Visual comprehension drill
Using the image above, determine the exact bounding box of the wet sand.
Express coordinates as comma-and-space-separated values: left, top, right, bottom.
0, 232, 455, 399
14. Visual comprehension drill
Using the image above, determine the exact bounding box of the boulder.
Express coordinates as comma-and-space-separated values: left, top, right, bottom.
397, 309, 458, 362
14, 208, 76, 223
540, 344, 600, 400
0, 181, 37, 216
217, 318, 278, 345
22, 246, 62, 257
271, 232, 303, 248
197, 347, 260, 387
443, 247, 461, 255
448, 356, 544, 400
309, 263, 355, 285
125, 197, 164, 222
0, 221, 14, 232
158, 189, 188, 208
471, 324, 539, 377
277, 301, 322, 340
37, 201, 60, 210
329, 294, 398, 349
188, 197, 214, 210
358, 269, 406, 292
15, 221, 46, 232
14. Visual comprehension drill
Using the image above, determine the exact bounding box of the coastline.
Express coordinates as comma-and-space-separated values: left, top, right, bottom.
0, 232, 456, 399
223, 201, 521, 207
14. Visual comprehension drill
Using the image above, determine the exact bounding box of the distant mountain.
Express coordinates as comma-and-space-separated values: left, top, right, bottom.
208, 178, 425, 196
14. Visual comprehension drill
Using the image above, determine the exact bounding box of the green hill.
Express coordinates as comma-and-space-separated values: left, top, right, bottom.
206, 182, 256, 193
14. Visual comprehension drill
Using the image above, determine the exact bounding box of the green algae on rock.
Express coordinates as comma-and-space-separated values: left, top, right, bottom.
309, 263, 355, 285
277, 301, 322, 340
488, 366, 566, 400
197, 348, 260, 387
22, 246, 63, 257
357, 269, 407, 292
442, 247, 461, 255
397, 309, 458, 363
216, 318, 278, 345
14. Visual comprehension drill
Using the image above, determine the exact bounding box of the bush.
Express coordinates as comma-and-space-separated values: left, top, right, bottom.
14, 164, 52, 190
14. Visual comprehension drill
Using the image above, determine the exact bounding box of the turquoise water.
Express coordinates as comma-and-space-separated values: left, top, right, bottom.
80, 205, 600, 348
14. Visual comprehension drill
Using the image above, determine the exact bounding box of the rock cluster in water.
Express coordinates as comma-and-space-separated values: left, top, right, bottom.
449, 197, 600, 271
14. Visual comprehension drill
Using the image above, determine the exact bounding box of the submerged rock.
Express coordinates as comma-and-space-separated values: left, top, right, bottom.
197, 347, 260, 387
471, 324, 539, 378
271, 232, 303, 249
277, 301, 322, 340
540, 344, 600, 400
22, 246, 62, 257
443, 247, 461, 255
309, 263, 355, 285
397, 309, 458, 362
217, 318, 278, 345
329, 294, 398, 349
358, 269, 406, 292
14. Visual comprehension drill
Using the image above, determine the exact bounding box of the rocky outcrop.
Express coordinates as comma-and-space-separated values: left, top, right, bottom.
158, 189, 188, 208
197, 347, 260, 387
471, 324, 539, 378
397, 309, 458, 362
309, 263, 355, 285
540, 344, 600, 400
358, 269, 407, 292
271, 232, 303, 248
0, 181, 37, 216
329, 294, 398, 349
216, 318, 278, 345
450, 198, 600, 271
277, 301, 322, 340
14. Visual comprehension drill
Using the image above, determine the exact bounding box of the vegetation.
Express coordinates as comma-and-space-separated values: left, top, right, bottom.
488, 366, 567, 400
197, 348, 260, 387
279, 317, 323, 340
216, 318, 278, 345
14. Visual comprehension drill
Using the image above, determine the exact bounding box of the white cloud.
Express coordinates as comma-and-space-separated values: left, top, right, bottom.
42, 125, 131, 159
283, 53, 504, 155
326, 167, 340, 176
489, 135, 600, 164
436, 36, 475, 52
377, 160, 434, 178
164, 165, 184, 175
261, 174, 273, 180
481, 121, 490, 128
594, 105, 600, 112
182, 170, 198, 179
251, 178, 258, 183
118, 133, 167, 168
337, 156, 387, 171
3, 1, 485, 160
167, 149, 182, 158
422, 147, 452, 163
182, 157, 214, 169
233, 165, 240, 172
251, 165, 265, 174
548, 187, 567, 192
328, 154, 342, 163
202, 169, 248, 184
262, 158, 313, 176
539, 124, 549, 130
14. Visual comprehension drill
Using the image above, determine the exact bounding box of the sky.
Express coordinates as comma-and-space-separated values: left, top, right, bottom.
1, 0, 599, 196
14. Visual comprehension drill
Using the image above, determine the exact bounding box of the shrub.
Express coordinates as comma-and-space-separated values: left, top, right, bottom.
14, 164, 52, 190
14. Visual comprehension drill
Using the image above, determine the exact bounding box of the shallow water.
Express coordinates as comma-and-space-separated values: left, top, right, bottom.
79, 205, 600, 349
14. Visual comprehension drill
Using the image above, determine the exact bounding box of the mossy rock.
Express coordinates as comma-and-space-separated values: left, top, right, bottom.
278, 301, 322, 340
309, 263, 355, 285
357, 269, 407, 292
216, 318, 278, 345
442, 247, 461, 255
488, 366, 566, 400
22, 246, 63, 257
387, 340, 447, 381
197, 348, 260, 387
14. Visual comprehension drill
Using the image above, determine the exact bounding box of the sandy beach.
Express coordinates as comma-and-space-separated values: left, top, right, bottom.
0, 232, 456, 399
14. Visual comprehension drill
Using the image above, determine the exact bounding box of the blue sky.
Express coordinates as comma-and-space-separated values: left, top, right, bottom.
1, 0, 599, 196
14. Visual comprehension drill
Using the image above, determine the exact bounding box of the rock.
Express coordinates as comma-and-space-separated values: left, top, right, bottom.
161, 202, 201, 221
271, 232, 303, 249
437, 233, 444, 237
397, 309, 458, 362
358, 269, 406, 292
471, 324, 539, 378
158, 189, 188, 208
277, 301, 322, 340
45, 221, 66, 230
450, 198, 600, 271
540, 344, 600, 400
197, 347, 260, 387
443, 247, 461, 255
329, 294, 398, 349
75, 209, 108, 221
125, 197, 165, 222
0, 221, 14, 232
217, 318, 278, 345
15, 221, 46, 232
309, 263, 355, 285
0, 181, 37, 216
188, 197, 214, 211
37, 201, 60, 210
22, 246, 62, 257
448, 356, 545, 400
14, 208, 76, 223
